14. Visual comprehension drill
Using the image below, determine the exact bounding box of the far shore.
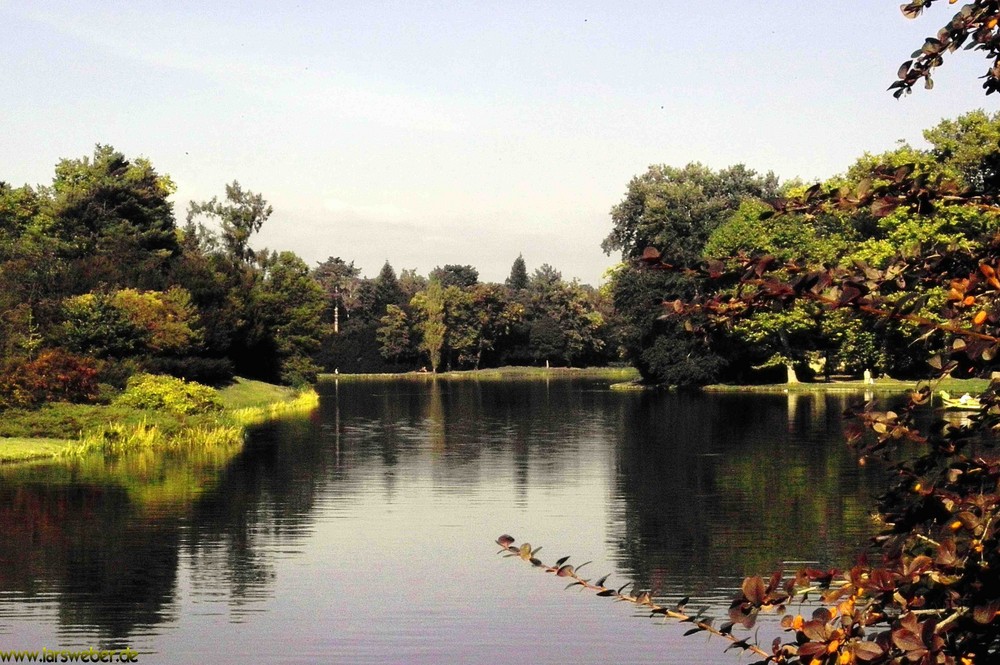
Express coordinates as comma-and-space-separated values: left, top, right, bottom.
702, 376, 990, 394
318, 367, 990, 398
318, 366, 640, 381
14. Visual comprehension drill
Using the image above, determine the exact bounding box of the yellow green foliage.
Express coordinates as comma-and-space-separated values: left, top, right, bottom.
109, 287, 202, 353
114, 373, 222, 414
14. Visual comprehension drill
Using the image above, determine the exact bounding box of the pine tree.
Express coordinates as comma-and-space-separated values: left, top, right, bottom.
505, 254, 529, 291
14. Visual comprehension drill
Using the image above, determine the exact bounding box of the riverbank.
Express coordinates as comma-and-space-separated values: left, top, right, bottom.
607, 375, 991, 395
0, 377, 317, 464
319, 366, 639, 382
702, 376, 990, 394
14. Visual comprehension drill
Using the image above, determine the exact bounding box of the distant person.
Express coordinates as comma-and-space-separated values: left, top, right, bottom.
863, 368, 874, 385
960, 392, 972, 405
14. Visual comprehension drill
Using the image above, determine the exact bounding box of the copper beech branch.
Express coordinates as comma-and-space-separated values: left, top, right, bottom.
495, 535, 773, 660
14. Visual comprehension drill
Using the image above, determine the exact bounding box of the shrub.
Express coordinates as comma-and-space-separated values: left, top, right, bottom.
114, 373, 222, 415
0, 349, 101, 408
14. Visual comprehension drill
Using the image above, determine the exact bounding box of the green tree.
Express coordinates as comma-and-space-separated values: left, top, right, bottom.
604, 163, 779, 385
603, 163, 780, 263
398, 268, 428, 304
430, 264, 479, 289
47, 145, 179, 292
186, 181, 272, 265
60, 292, 148, 359
109, 287, 202, 355
376, 304, 413, 363
312, 256, 362, 332
525, 269, 604, 366
411, 280, 446, 372
253, 251, 328, 385
506, 254, 529, 291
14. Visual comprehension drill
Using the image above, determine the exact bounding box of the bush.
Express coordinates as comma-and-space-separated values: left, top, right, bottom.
114, 373, 222, 415
0, 349, 101, 408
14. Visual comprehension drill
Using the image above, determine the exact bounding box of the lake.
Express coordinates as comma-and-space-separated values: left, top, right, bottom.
0, 377, 887, 664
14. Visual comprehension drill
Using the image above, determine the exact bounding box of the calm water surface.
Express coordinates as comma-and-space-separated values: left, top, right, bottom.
0, 378, 888, 664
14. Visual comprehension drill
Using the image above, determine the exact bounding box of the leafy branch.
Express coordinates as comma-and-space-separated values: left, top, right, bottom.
496, 532, 996, 664
494, 535, 773, 660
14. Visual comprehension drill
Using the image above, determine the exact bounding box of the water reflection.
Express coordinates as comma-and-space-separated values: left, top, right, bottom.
0, 380, 889, 664
607, 392, 882, 600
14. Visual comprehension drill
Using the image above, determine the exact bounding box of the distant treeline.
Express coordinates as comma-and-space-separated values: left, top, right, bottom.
317, 257, 615, 373
0, 146, 618, 410
7, 110, 989, 404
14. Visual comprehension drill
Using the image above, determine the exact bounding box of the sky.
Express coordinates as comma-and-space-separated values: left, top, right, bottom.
1, 1, 998, 286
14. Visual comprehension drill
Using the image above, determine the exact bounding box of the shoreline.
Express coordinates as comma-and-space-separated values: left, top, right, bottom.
318, 366, 639, 382
0, 378, 317, 465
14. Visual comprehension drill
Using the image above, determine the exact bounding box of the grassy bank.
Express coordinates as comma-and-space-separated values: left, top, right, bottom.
0, 377, 317, 464
701, 377, 990, 394
319, 365, 639, 383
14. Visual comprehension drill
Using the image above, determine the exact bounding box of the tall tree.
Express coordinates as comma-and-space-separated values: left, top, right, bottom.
252, 251, 328, 385
48, 145, 180, 292
186, 181, 272, 265
605, 163, 779, 384
411, 280, 446, 372
506, 254, 529, 291
373, 261, 404, 310
376, 304, 413, 363
312, 256, 361, 333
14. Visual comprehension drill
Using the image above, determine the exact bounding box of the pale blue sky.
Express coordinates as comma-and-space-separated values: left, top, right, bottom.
1, 1, 996, 284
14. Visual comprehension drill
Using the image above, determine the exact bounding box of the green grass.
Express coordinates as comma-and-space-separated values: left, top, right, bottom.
0, 437, 74, 463
216, 377, 299, 409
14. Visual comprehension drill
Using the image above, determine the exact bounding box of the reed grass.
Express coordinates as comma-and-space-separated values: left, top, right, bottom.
0, 379, 320, 462
67, 388, 318, 458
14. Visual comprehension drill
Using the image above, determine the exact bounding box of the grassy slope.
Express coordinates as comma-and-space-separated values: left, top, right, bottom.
0, 378, 304, 464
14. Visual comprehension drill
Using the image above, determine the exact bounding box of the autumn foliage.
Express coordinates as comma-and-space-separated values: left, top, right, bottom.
0, 349, 100, 408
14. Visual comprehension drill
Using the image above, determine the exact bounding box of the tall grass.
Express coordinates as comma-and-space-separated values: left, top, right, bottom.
65, 388, 319, 458
228, 389, 320, 426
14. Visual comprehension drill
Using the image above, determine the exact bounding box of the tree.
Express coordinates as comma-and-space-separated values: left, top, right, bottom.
47, 145, 180, 292
411, 280, 446, 372
312, 256, 361, 333
466, 283, 523, 369
505, 254, 529, 291
525, 269, 604, 367
60, 292, 148, 359
603, 163, 780, 263
373, 261, 404, 310
429, 264, 479, 289
398, 268, 428, 304
376, 304, 413, 363
252, 251, 328, 385
186, 181, 272, 265
605, 164, 779, 384
108, 287, 202, 355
